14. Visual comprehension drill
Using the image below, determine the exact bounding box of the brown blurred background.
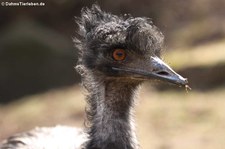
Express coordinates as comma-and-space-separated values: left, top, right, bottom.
0, 0, 225, 148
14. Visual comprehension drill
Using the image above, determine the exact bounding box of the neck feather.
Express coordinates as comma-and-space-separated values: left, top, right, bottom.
83, 74, 140, 149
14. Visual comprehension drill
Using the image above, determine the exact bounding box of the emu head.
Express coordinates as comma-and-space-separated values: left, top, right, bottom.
75, 5, 187, 86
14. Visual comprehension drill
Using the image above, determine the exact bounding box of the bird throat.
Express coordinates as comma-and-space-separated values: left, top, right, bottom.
84, 78, 140, 149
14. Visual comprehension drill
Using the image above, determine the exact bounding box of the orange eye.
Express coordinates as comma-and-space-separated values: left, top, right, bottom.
112, 49, 126, 61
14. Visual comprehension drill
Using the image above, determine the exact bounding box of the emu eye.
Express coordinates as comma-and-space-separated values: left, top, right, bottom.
112, 49, 126, 61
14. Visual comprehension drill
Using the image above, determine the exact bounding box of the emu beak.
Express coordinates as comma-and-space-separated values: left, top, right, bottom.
147, 56, 188, 86
112, 56, 188, 86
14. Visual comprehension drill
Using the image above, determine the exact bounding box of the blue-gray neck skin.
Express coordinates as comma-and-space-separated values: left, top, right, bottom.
82, 72, 140, 149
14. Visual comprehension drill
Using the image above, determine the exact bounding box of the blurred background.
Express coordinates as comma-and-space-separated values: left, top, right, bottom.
0, 0, 225, 148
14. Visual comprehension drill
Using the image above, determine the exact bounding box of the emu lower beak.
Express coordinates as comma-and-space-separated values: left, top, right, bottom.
112, 56, 188, 86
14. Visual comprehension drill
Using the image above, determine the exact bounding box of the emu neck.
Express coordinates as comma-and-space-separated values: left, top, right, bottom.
85, 79, 140, 149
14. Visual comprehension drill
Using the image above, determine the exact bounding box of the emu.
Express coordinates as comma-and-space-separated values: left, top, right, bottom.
0, 5, 188, 149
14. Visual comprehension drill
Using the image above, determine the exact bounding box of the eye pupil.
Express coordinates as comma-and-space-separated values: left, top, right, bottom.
116, 52, 123, 57
113, 49, 126, 61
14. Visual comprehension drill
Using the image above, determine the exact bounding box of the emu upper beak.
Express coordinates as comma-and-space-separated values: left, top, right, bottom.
112, 56, 188, 86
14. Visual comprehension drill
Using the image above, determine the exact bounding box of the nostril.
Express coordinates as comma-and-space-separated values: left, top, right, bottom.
156, 71, 169, 76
